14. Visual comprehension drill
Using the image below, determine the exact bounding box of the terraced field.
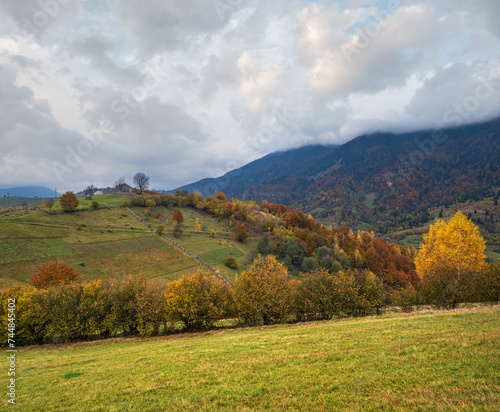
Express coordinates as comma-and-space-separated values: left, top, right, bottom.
0, 196, 258, 286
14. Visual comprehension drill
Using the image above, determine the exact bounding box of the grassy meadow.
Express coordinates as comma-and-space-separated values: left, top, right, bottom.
0, 196, 256, 287
10, 306, 500, 411
135, 206, 257, 278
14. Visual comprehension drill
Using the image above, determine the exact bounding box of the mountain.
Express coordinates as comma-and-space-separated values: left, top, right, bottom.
177, 144, 340, 204
0, 186, 60, 198
177, 118, 500, 233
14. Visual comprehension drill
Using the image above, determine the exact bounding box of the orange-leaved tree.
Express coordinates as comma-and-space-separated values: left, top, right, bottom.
172, 210, 184, 224
59, 191, 79, 212
30, 262, 80, 289
415, 211, 486, 308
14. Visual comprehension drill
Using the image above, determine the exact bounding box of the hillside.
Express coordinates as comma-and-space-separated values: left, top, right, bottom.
0, 195, 256, 287
15, 306, 500, 411
176, 118, 500, 235
1, 191, 420, 292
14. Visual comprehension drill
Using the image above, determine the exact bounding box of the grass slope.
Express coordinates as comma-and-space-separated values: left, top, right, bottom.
131, 206, 257, 279
0, 196, 256, 286
12, 306, 500, 411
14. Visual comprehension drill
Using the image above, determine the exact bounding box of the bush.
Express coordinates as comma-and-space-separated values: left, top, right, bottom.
91, 201, 99, 209
475, 263, 500, 303
30, 262, 80, 289
173, 224, 183, 238
233, 255, 293, 325
165, 271, 232, 330
157, 224, 164, 236
392, 285, 418, 312
224, 255, 239, 269
295, 270, 359, 320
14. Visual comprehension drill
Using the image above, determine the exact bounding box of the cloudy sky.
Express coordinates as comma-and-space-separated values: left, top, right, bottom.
1, 0, 499, 192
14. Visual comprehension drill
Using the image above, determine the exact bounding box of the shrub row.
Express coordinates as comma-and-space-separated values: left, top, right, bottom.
1, 256, 388, 346
3, 256, 498, 346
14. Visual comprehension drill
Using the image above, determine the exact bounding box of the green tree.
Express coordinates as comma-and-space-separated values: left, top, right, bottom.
301, 257, 319, 273
278, 240, 307, 267
475, 263, 500, 303
173, 223, 183, 238
257, 233, 270, 255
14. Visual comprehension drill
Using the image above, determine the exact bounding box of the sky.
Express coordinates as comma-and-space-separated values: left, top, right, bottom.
0, 0, 499, 192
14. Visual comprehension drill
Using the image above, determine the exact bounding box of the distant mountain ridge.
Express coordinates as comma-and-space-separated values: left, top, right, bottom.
176, 144, 339, 203
177, 118, 500, 232
0, 186, 60, 198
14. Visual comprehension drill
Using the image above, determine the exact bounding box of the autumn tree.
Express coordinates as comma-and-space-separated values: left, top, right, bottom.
59, 191, 79, 212
173, 210, 184, 224
233, 255, 292, 325
157, 224, 164, 236
415, 212, 486, 308
30, 262, 80, 289
164, 270, 232, 330
45, 199, 54, 211
133, 172, 149, 194
235, 222, 248, 242
216, 192, 227, 202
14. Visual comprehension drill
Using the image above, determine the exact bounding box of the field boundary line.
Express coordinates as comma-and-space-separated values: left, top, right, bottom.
125, 207, 229, 284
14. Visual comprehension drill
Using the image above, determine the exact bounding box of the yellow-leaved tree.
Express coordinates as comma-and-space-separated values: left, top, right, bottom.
415, 211, 486, 308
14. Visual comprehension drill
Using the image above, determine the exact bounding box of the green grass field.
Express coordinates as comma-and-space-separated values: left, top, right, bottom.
10, 306, 499, 411
135, 206, 257, 279
0, 196, 258, 287
0, 203, 204, 287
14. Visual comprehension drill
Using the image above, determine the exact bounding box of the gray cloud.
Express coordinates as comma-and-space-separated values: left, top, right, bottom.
0, 0, 499, 191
